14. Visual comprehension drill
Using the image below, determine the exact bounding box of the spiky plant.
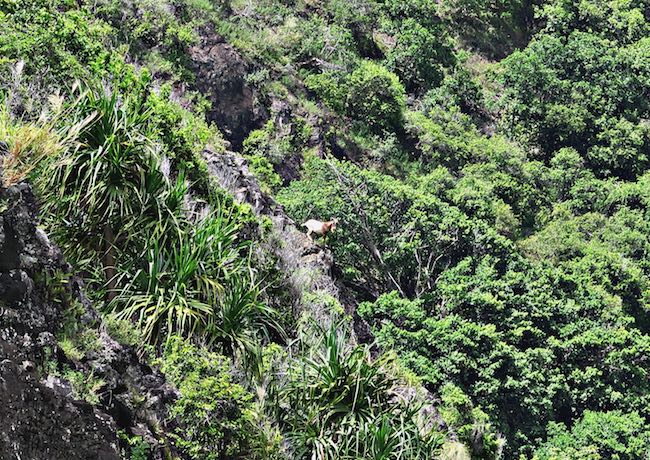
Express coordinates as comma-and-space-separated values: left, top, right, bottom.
0, 92, 92, 187
276, 322, 443, 460
35, 82, 160, 293
21, 82, 282, 356
112, 205, 282, 355
112, 209, 238, 343
207, 274, 283, 359
300, 323, 393, 423
332, 413, 445, 460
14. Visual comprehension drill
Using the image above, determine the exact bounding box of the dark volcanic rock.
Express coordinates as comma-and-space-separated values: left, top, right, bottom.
0, 341, 121, 460
190, 25, 267, 150
0, 179, 178, 460
0, 182, 121, 459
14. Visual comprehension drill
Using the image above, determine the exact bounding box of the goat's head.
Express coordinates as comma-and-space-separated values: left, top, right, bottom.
328, 217, 339, 232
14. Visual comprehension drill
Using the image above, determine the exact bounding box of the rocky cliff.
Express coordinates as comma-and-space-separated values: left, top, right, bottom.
0, 177, 177, 459
202, 148, 372, 341
190, 24, 268, 150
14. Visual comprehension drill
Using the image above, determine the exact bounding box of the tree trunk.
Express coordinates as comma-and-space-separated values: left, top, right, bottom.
103, 225, 117, 302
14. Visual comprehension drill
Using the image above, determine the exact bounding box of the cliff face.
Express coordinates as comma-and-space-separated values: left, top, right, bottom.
0, 151, 371, 460
0, 38, 370, 456
0, 181, 121, 459
0, 179, 177, 460
202, 149, 372, 341
190, 25, 268, 150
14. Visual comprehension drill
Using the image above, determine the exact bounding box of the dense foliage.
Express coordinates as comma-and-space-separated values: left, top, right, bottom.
2, 0, 650, 458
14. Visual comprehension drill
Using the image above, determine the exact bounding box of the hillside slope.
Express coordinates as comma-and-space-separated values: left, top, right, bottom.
1, 0, 650, 459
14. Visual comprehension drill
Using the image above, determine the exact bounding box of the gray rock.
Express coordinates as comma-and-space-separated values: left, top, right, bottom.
203, 148, 360, 333
0, 179, 178, 459
190, 24, 268, 150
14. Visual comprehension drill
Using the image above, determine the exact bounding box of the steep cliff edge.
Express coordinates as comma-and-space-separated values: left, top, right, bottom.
0, 180, 121, 459
203, 149, 371, 341
190, 24, 268, 150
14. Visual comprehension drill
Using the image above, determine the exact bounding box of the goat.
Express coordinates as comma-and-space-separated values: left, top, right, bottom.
302, 218, 338, 243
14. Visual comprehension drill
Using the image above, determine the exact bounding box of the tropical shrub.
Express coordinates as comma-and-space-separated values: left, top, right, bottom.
112, 208, 260, 347
385, 18, 454, 91
499, 32, 650, 178
34, 80, 159, 284
274, 321, 445, 460
278, 155, 480, 298
159, 337, 281, 459
345, 61, 406, 132
533, 411, 650, 460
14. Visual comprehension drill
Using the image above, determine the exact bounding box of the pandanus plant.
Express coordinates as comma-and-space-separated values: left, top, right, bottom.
277, 322, 444, 460
112, 208, 241, 344
35, 81, 283, 358
38, 81, 160, 297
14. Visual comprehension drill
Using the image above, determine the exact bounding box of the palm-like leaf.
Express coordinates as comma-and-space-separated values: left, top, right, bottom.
42, 83, 156, 229
275, 322, 445, 459
34, 82, 162, 287
112, 207, 283, 352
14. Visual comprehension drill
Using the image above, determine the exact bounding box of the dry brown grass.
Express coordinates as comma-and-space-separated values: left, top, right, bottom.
1, 117, 62, 187
0, 93, 95, 187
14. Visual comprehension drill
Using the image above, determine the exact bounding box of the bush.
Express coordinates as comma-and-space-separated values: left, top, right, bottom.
304, 71, 347, 113
0, 0, 110, 91
437, 0, 533, 58
534, 411, 650, 460
499, 32, 650, 179
278, 155, 475, 298
159, 337, 280, 459
345, 61, 406, 132
34, 80, 160, 283
385, 18, 454, 91
112, 208, 281, 355
276, 321, 445, 459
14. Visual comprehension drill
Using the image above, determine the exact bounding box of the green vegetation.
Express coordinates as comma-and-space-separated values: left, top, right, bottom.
499, 0, 650, 179
346, 61, 406, 132
118, 431, 151, 460
2, 0, 650, 458
159, 337, 277, 459
64, 369, 106, 405
276, 322, 447, 459
533, 411, 650, 460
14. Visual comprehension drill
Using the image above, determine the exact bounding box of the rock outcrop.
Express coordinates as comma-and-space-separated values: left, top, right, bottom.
190, 25, 267, 150
203, 149, 370, 339
0, 179, 177, 460
0, 181, 121, 459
